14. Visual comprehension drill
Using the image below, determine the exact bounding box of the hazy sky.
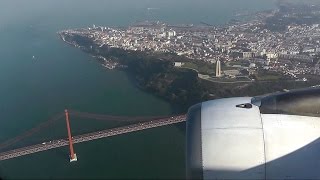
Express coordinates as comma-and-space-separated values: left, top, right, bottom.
0, 0, 276, 28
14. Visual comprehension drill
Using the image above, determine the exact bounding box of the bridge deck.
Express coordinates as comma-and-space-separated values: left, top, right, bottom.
0, 115, 186, 161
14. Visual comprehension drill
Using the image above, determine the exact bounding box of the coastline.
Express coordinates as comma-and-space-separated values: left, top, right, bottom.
58, 31, 210, 112
57, 12, 320, 111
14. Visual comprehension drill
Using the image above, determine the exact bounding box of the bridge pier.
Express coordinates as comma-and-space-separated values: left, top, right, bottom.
70, 153, 77, 162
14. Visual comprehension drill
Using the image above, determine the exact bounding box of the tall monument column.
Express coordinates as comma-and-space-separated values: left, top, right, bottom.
216, 60, 221, 77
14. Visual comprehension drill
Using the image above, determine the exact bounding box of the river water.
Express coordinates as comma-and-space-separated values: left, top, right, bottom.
0, 0, 274, 179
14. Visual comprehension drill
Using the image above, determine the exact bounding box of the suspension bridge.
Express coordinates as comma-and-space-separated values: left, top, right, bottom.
0, 110, 186, 162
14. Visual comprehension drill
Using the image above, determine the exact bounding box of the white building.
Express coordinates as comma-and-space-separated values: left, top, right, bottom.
174, 62, 184, 67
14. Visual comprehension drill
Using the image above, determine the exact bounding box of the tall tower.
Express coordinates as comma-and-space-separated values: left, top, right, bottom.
216, 60, 222, 77
65, 109, 77, 162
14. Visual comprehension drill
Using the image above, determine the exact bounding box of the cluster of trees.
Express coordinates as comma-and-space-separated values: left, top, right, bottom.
100, 48, 210, 111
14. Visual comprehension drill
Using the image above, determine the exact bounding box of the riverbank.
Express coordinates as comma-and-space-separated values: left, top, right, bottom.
59, 32, 211, 112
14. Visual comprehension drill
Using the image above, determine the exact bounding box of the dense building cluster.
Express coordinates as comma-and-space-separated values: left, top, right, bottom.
60, 10, 320, 79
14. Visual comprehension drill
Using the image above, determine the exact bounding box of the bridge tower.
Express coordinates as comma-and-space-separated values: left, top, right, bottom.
65, 109, 77, 162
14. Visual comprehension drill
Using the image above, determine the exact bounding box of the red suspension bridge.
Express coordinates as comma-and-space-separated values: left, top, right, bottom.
0, 110, 186, 162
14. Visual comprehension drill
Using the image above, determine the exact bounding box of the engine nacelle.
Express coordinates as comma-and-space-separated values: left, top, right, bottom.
186, 88, 320, 179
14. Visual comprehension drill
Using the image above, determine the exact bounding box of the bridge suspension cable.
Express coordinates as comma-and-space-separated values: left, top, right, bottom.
0, 114, 187, 161
0, 113, 64, 151
69, 110, 171, 122
0, 110, 179, 151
